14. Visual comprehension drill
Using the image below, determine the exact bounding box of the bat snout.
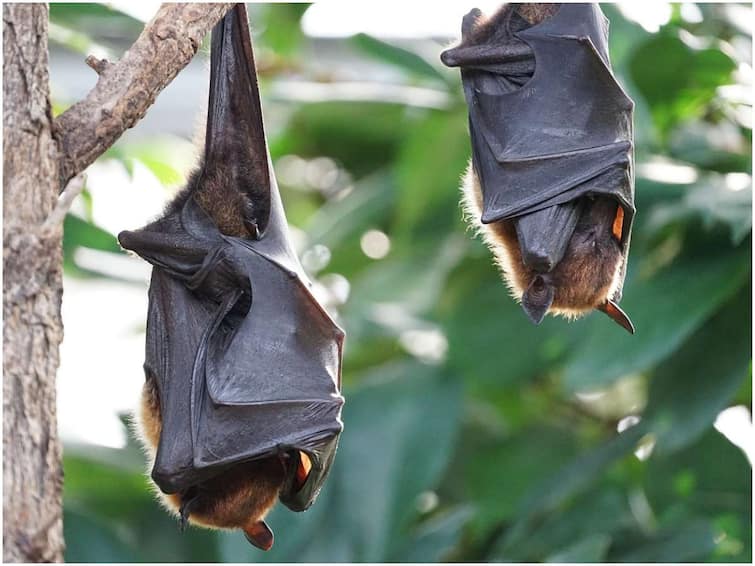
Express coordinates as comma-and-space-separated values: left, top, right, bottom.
521, 249, 554, 273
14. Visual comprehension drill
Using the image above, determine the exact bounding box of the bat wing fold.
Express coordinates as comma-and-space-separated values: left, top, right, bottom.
442, 3, 635, 301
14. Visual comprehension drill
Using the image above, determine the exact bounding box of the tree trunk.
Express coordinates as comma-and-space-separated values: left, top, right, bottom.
3, 4, 65, 562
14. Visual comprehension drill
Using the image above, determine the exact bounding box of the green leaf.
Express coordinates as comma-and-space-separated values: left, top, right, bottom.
504, 489, 633, 562
64, 507, 138, 562
392, 109, 471, 243
645, 430, 751, 537
644, 286, 752, 454
63, 214, 122, 254
220, 363, 463, 562
646, 177, 752, 245
493, 426, 646, 558
442, 259, 578, 390
257, 4, 309, 56
615, 519, 716, 562
462, 425, 580, 539
276, 102, 415, 177
562, 246, 750, 392
63, 213, 125, 278
628, 32, 736, 139
305, 171, 395, 251
390, 506, 474, 562
350, 33, 447, 83
545, 533, 612, 563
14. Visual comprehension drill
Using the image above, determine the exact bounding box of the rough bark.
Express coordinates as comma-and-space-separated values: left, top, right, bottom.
3, 4, 65, 562
53, 2, 233, 188
4, 3, 234, 561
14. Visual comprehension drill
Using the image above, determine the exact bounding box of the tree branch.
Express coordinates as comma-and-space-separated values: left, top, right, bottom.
53, 2, 234, 189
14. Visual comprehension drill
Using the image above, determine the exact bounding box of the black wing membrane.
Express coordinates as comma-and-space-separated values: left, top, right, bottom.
442, 3, 635, 300
119, 4, 344, 513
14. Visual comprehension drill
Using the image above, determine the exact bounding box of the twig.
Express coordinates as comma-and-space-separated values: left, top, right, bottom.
41, 173, 87, 233
84, 55, 111, 75
53, 2, 235, 190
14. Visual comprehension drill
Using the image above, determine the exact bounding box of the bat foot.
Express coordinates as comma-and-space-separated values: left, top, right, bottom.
178, 489, 199, 531
244, 520, 274, 551
244, 218, 261, 240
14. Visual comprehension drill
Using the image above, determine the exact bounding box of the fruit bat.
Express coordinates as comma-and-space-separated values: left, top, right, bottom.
117, 4, 345, 550
441, 3, 635, 333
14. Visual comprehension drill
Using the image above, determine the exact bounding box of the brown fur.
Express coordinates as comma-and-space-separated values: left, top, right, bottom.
455, 3, 553, 48
194, 166, 252, 238
462, 164, 623, 320
136, 373, 284, 533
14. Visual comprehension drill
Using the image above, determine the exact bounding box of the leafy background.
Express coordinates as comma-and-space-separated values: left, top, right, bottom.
49, 2, 751, 562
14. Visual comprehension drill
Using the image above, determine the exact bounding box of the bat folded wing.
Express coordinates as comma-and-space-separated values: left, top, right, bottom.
121, 204, 344, 507
189, 239, 344, 506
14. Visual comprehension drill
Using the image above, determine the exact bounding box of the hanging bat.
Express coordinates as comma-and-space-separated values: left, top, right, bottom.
118, 4, 344, 551
441, 3, 636, 333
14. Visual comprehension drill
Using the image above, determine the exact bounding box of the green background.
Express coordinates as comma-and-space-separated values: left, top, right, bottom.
52, 3, 751, 562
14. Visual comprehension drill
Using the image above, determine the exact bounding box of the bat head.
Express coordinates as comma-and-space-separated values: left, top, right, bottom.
137, 373, 323, 551
462, 166, 634, 333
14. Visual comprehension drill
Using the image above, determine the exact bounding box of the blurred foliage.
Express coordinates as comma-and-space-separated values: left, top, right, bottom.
54, 2, 751, 563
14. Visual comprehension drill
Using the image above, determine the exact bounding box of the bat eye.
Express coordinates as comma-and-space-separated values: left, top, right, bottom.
294, 451, 312, 491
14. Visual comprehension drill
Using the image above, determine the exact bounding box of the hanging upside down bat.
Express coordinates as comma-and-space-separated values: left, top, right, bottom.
441, 3, 636, 333
118, 4, 344, 551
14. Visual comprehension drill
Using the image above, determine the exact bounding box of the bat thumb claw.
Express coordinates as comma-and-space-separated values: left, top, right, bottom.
440, 48, 460, 67
244, 520, 274, 551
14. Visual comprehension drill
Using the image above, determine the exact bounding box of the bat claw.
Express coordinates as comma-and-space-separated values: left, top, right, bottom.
244, 217, 261, 240
178, 489, 199, 531
244, 520, 274, 551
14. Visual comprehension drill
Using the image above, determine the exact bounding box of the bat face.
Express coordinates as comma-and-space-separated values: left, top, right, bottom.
120, 4, 345, 551
137, 373, 302, 550
463, 167, 634, 333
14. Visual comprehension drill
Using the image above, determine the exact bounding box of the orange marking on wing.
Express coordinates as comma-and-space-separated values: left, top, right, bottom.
295, 451, 312, 491
612, 205, 624, 241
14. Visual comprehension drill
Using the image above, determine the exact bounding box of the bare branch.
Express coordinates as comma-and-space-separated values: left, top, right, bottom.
41, 173, 87, 233
53, 2, 234, 189
84, 54, 111, 75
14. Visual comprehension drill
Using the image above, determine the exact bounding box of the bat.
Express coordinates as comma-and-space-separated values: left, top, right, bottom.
441, 3, 636, 333
117, 4, 345, 551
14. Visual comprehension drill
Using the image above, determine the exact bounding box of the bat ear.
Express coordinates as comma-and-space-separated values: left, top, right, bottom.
204, 5, 271, 235
461, 8, 483, 39
521, 275, 554, 325
598, 299, 635, 334
243, 520, 274, 551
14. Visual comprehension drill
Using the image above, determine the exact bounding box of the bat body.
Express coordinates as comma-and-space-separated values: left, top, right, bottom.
443, 3, 636, 333
137, 368, 284, 549
119, 5, 344, 550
